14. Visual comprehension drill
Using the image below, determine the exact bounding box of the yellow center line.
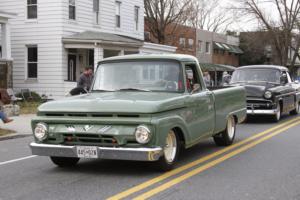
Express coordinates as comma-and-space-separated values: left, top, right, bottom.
133, 120, 300, 200
106, 116, 300, 200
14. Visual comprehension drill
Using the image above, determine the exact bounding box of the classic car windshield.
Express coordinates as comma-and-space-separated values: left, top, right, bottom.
231, 69, 281, 84
92, 60, 184, 92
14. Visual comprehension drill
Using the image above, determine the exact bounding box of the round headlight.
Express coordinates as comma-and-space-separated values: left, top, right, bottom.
34, 123, 48, 141
135, 125, 151, 144
264, 91, 272, 99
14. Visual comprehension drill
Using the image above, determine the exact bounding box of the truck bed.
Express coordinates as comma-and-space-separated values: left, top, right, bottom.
211, 86, 246, 134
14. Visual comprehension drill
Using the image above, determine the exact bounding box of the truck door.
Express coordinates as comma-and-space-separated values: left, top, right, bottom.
184, 63, 215, 142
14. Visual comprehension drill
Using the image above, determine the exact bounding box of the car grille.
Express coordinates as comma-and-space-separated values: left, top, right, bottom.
247, 99, 273, 110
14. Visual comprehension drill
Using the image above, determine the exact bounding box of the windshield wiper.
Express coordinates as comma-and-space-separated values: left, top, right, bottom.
117, 88, 151, 92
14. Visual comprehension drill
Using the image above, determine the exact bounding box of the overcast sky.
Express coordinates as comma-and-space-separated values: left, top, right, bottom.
220, 0, 279, 33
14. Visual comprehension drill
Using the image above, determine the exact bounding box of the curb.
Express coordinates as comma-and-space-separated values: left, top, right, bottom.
0, 133, 32, 141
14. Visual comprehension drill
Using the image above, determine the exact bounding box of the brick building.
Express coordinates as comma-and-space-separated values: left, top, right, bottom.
145, 20, 196, 56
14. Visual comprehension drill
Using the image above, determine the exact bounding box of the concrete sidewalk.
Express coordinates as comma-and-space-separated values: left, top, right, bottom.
1, 114, 35, 137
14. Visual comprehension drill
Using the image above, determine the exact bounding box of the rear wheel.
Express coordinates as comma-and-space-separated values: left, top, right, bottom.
213, 115, 236, 146
272, 103, 281, 122
50, 157, 80, 167
156, 130, 179, 171
290, 101, 300, 115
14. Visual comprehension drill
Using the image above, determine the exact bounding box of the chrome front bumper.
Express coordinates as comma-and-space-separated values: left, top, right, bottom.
30, 142, 163, 161
247, 109, 277, 115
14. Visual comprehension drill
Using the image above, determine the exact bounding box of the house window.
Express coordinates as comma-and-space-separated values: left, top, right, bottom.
188, 39, 194, 49
27, 0, 37, 19
134, 6, 139, 31
93, 0, 100, 24
115, 1, 121, 28
198, 40, 202, 52
179, 38, 186, 48
205, 42, 210, 53
69, 0, 76, 20
27, 46, 38, 79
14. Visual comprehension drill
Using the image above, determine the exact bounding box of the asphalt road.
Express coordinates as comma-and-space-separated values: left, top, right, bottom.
1, 115, 300, 200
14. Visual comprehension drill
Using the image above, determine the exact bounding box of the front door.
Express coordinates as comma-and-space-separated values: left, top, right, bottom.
184, 63, 215, 143
0, 64, 8, 88
68, 54, 77, 81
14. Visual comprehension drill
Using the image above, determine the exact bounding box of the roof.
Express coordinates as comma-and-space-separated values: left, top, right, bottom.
237, 65, 288, 71
213, 42, 243, 54
0, 10, 16, 19
98, 54, 199, 64
199, 63, 236, 72
63, 31, 143, 47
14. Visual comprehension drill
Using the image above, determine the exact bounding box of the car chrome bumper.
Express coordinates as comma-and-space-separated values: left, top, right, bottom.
247, 109, 277, 115
30, 142, 163, 161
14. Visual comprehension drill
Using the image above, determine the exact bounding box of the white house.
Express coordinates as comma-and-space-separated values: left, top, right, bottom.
0, 0, 176, 99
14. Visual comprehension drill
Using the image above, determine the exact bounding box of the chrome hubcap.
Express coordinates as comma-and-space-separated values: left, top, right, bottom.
227, 116, 235, 139
164, 130, 177, 163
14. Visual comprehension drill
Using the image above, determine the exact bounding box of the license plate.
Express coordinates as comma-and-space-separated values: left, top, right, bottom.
76, 146, 98, 158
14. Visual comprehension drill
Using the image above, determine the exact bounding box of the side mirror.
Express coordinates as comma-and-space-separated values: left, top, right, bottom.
191, 84, 201, 94
295, 80, 299, 84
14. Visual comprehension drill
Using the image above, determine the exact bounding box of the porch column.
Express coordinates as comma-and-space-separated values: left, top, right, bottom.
119, 49, 125, 56
94, 47, 103, 71
1, 23, 12, 59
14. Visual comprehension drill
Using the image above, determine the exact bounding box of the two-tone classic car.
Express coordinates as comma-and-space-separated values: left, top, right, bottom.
230, 65, 300, 122
30, 54, 246, 171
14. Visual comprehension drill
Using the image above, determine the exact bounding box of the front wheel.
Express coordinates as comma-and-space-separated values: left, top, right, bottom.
272, 103, 281, 122
156, 130, 180, 171
213, 115, 236, 146
50, 157, 80, 167
290, 101, 300, 115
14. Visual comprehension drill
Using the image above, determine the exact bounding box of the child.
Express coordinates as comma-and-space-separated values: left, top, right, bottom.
0, 111, 13, 124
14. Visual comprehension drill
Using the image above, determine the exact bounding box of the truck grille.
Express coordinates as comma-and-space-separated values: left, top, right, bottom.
62, 133, 117, 146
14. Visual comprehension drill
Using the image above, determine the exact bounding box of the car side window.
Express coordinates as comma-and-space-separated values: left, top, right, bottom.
281, 71, 290, 84
185, 64, 202, 93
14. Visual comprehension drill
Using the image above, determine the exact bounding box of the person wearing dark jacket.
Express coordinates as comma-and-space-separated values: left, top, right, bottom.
77, 67, 94, 91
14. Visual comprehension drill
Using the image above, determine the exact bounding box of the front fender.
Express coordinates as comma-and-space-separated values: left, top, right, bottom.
151, 115, 190, 148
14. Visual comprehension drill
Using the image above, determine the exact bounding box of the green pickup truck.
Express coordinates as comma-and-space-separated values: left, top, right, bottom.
30, 54, 246, 171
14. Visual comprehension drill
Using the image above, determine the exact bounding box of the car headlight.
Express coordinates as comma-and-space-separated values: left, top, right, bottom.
34, 123, 48, 141
135, 125, 151, 144
264, 91, 272, 99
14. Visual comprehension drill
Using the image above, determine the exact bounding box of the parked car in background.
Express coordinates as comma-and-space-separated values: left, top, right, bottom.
230, 65, 300, 122
30, 54, 246, 171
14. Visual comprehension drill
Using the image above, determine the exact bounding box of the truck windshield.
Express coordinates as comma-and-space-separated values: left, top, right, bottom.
231, 69, 281, 84
92, 60, 184, 92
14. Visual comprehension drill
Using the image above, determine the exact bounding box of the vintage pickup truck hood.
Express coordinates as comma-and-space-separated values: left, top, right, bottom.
38, 92, 186, 114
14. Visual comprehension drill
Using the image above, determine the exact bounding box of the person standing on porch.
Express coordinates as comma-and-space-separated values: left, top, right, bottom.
77, 67, 94, 91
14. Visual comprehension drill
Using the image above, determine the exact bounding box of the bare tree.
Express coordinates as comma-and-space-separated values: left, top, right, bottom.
188, 0, 234, 33
144, 0, 193, 44
236, 0, 300, 68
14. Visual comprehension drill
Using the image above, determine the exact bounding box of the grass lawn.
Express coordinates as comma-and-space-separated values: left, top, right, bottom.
18, 101, 42, 115
0, 128, 15, 137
